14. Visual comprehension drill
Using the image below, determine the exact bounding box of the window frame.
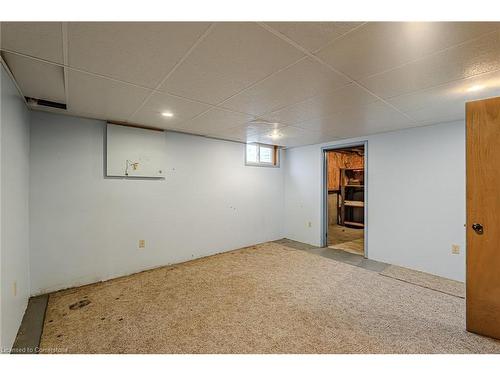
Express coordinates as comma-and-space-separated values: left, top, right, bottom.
245, 142, 280, 168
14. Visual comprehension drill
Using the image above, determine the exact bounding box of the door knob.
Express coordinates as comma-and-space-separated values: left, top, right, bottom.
472, 223, 484, 234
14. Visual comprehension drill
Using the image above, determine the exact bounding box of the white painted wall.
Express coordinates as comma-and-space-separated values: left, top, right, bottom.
30, 111, 285, 294
284, 122, 466, 281
0, 64, 31, 350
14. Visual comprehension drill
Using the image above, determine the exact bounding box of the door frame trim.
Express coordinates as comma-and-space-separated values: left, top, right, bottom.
321, 141, 368, 257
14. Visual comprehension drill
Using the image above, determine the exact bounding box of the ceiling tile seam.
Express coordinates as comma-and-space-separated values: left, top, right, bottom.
229, 80, 356, 119
279, 82, 419, 126
213, 55, 308, 106
255, 82, 360, 119
127, 23, 217, 122
0, 47, 238, 112
383, 65, 500, 102
27, 105, 283, 147
143, 88, 217, 107
0, 47, 281, 131
290, 122, 341, 137
361, 28, 500, 81
170, 55, 309, 130
258, 22, 419, 125
285, 124, 334, 136
184, 119, 259, 136
3, 26, 318, 121
211, 124, 261, 137
61, 22, 70, 106
325, 117, 467, 143
316, 69, 420, 126
274, 104, 363, 128
260, 22, 368, 56
311, 22, 369, 55
0, 48, 157, 92
2, 28, 362, 133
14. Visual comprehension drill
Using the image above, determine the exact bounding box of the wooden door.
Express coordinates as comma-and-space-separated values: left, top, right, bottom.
466, 96, 500, 339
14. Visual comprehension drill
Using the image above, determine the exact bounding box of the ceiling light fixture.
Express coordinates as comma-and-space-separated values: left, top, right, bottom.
161, 111, 174, 118
269, 129, 282, 139
466, 85, 485, 92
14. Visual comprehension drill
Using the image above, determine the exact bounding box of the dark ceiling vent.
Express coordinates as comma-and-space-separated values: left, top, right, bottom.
25, 97, 67, 110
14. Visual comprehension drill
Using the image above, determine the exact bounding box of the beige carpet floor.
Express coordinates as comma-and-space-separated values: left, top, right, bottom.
40, 242, 500, 354
380, 265, 465, 298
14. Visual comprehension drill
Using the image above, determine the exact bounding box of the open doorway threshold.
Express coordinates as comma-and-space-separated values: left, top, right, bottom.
328, 238, 364, 256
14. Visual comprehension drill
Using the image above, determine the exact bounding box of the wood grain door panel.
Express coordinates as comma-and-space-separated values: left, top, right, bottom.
466, 96, 500, 339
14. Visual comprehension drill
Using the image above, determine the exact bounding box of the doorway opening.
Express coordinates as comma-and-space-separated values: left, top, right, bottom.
324, 144, 366, 256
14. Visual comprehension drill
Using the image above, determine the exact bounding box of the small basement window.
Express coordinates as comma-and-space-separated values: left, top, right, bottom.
246, 143, 280, 167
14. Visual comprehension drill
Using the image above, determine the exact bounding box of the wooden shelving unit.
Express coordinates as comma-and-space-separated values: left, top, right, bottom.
338, 168, 364, 228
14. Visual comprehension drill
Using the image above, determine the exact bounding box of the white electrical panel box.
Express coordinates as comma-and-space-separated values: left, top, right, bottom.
106, 123, 166, 178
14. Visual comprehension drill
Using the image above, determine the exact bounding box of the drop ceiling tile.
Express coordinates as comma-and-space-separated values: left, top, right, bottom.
1, 22, 63, 63
203, 114, 289, 142
265, 83, 379, 125
2, 52, 66, 103
361, 30, 500, 99
67, 70, 151, 122
68, 22, 211, 88
388, 70, 500, 124
221, 57, 350, 116
131, 91, 211, 130
207, 124, 262, 143
281, 132, 339, 148
161, 22, 305, 105
317, 22, 499, 80
177, 107, 255, 135
245, 119, 288, 133
294, 100, 415, 137
252, 126, 336, 147
264, 22, 363, 52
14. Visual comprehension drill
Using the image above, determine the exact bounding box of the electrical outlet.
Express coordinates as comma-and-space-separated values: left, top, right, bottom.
13, 281, 17, 297
138, 240, 145, 249
451, 244, 460, 255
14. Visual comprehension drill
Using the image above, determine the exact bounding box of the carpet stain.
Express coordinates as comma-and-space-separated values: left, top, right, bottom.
68, 299, 91, 310
39, 242, 500, 354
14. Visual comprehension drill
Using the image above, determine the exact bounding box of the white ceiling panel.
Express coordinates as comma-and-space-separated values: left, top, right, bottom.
203, 115, 290, 142
317, 22, 499, 80
264, 22, 363, 52
2, 52, 66, 103
250, 126, 337, 147
264, 83, 379, 125
68, 22, 211, 88
5, 22, 500, 148
360, 30, 500, 99
161, 22, 304, 105
207, 124, 262, 143
67, 70, 151, 122
388, 69, 500, 124
294, 101, 415, 137
131, 91, 211, 130
177, 107, 255, 134
221, 57, 350, 116
1, 22, 64, 63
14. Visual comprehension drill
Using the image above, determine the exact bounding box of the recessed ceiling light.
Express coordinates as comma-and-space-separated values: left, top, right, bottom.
161, 111, 174, 118
466, 85, 485, 92
269, 130, 282, 139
